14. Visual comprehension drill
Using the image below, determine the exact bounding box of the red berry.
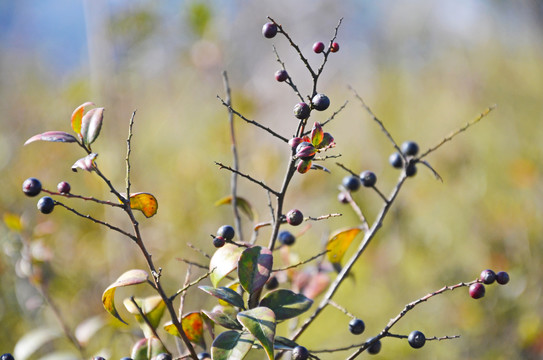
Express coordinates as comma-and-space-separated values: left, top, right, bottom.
286, 209, 304, 226
275, 69, 288, 82
469, 283, 485, 299
313, 41, 325, 53
57, 181, 71, 194
330, 42, 340, 53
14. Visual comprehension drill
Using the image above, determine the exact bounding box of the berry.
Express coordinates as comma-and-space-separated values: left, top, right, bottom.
275, 69, 288, 82
292, 345, 309, 360
469, 283, 486, 299
197, 352, 211, 360
278, 230, 296, 246
22, 177, 42, 197
293, 102, 310, 119
57, 181, 71, 194
156, 353, 172, 360
286, 209, 304, 226
37, 196, 55, 214
367, 337, 382, 355
213, 236, 226, 248
342, 175, 361, 192
330, 42, 340, 52
408, 330, 426, 349
349, 318, 365, 335
313, 41, 325, 53
401, 141, 419, 156
480, 269, 496, 284
406, 163, 417, 177
217, 225, 235, 241
496, 271, 510, 285
92, 357, 105, 360
338, 192, 349, 204
1, 354, 15, 360
389, 152, 403, 168
120, 358, 133, 360
266, 276, 279, 290
262, 22, 278, 38
360, 171, 377, 187
311, 93, 330, 111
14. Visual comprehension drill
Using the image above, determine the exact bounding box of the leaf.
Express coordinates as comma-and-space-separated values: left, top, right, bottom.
24, 131, 78, 145
182, 312, 205, 345
129, 192, 158, 218
3, 212, 23, 232
215, 196, 256, 221
210, 244, 243, 287
326, 227, 362, 264
211, 330, 254, 360
237, 307, 276, 360
259, 289, 313, 321
72, 153, 98, 172
80, 107, 104, 145
71, 101, 94, 135
102, 269, 149, 324
301, 271, 331, 299
123, 295, 165, 338
274, 336, 299, 350
199, 285, 245, 309
310, 122, 324, 147
297, 159, 312, 174
202, 309, 242, 330
74, 316, 106, 347
131, 337, 166, 360
238, 246, 273, 295
14, 327, 61, 360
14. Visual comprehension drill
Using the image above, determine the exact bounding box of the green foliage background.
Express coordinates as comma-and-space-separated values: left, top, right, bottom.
1, 1, 542, 359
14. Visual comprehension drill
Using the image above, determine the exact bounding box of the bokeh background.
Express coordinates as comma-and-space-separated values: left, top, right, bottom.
1, 1, 542, 359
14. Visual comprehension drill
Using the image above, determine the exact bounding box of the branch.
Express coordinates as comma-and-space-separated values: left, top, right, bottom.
215, 162, 280, 197
272, 250, 329, 272
125, 110, 136, 198
41, 189, 124, 208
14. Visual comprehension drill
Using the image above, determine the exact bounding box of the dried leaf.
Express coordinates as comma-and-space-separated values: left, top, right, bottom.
129, 192, 158, 218
71, 153, 98, 172
326, 227, 362, 264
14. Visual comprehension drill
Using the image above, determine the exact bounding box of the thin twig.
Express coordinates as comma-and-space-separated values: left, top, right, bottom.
313, 18, 344, 95
302, 101, 349, 136
272, 250, 329, 272
175, 258, 209, 270
170, 268, 215, 302
327, 299, 356, 319
273, 45, 304, 102
126, 111, 136, 198
41, 189, 124, 208
215, 162, 280, 197
129, 296, 169, 352
187, 242, 211, 259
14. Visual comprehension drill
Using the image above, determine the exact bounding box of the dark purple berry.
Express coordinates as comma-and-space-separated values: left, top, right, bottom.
342, 175, 360, 192
349, 318, 365, 335
217, 225, 235, 241
286, 209, 304, 226
266, 276, 279, 290
1, 354, 15, 360
37, 196, 55, 214
401, 141, 419, 156
262, 22, 278, 38
408, 330, 426, 349
197, 352, 211, 360
330, 42, 340, 53
213, 236, 226, 248
313, 41, 325, 53
496, 271, 510, 285
292, 345, 309, 360
57, 181, 71, 194
22, 177, 42, 197
279, 230, 296, 246
406, 163, 417, 177
389, 152, 403, 168
480, 269, 496, 284
367, 337, 382, 355
469, 283, 485, 299
155, 353, 172, 360
120, 358, 133, 360
338, 192, 349, 204
311, 93, 330, 111
360, 171, 377, 187
92, 357, 105, 360
275, 69, 288, 82
293, 102, 310, 119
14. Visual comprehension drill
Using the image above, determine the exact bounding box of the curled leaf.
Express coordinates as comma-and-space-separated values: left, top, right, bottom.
210, 244, 243, 287
199, 285, 246, 309
71, 153, 98, 172
163, 312, 205, 346
129, 193, 158, 218
310, 122, 324, 147
326, 227, 362, 264
80, 107, 104, 145
24, 131, 78, 145
238, 246, 273, 295
237, 307, 276, 360
317, 132, 335, 149
259, 289, 313, 320
202, 309, 243, 330
296, 160, 312, 174
310, 163, 331, 173
71, 102, 94, 135
101, 269, 149, 324
295, 142, 316, 160
124, 295, 165, 338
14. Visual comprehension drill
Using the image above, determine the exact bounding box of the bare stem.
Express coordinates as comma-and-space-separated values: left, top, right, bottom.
41, 188, 124, 208
272, 250, 329, 272
129, 296, 169, 353
125, 110, 136, 198
215, 162, 280, 197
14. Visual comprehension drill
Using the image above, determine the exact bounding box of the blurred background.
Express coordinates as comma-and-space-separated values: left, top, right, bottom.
1, 0, 542, 359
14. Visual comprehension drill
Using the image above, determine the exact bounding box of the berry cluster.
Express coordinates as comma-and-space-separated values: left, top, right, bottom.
213, 224, 235, 248
470, 269, 510, 299
23, 177, 73, 215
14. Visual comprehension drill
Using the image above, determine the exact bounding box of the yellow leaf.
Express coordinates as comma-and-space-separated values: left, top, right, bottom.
71, 102, 94, 136
129, 192, 158, 218
215, 195, 256, 221
3, 212, 23, 232
102, 269, 149, 324
326, 227, 362, 264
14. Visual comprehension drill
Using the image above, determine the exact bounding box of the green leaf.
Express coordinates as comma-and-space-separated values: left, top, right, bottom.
259, 289, 313, 320
123, 295, 165, 338
80, 107, 104, 145
199, 285, 245, 309
71, 101, 94, 135
211, 330, 254, 360
274, 336, 299, 350
326, 227, 362, 264
202, 309, 242, 330
129, 192, 158, 218
237, 307, 276, 360
14, 327, 61, 360
101, 269, 148, 324
131, 337, 166, 360
238, 246, 273, 295
24, 131, 78, 145
215, 195, 256, 221
310, 122, 324, 147
210, 244, 243, 287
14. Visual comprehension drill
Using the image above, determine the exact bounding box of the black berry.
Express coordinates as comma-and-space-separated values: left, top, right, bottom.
266, 276, 279, 290
406, 163, 417, 177
57, 181, 71, 194
1, 354, 15, 360
213, 236, 226, 248
480, 269, 496, 284
496, 271, 510, 285
349, 318, 365, 335
367, 337, 382, 355
275, 69, 288, 82
330, 42, 340, 52
408, 330, 426, 349
278, 230, 296, 246
342, 175, 361, 192
37, 196, 55, 214
293, 102, 310, 119
292, 345, 309, 360
217, 225, 235, 241
360, 171, 377, 187
286, 209, 304, 226
389, 152, 403, 168
313, 41, 325, 53
311, 93, 330, 111
22, 177, 42, 197
469, 283, 485, 299
197, 352, 211, 360
262, 22, 278, 38
155, 353, 172, 360
401, 141, 419, 156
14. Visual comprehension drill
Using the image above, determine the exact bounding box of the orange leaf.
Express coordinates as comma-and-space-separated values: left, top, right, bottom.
71, 102, 94, 136
129, 193, 158, 218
